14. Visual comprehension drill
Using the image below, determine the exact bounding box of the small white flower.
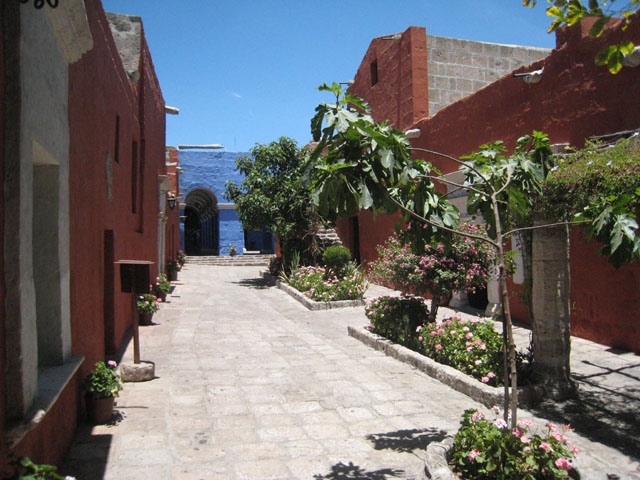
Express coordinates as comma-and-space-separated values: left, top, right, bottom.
607, 160, 613, 167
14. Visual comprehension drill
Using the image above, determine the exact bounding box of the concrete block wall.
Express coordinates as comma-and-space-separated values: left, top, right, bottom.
426, 35, 550, 115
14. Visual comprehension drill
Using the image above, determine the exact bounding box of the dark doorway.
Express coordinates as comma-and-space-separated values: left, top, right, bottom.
184, 188, 219, 255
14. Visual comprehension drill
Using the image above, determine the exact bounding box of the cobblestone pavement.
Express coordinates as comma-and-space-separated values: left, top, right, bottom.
62, 265, 640, 480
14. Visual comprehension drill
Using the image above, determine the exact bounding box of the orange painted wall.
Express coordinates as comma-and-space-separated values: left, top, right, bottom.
346, 20, 640, 352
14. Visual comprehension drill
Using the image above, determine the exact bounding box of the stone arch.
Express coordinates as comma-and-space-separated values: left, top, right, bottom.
184, 188, 219, 255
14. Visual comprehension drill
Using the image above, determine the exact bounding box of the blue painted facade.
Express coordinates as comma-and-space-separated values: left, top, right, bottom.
179, 149, 274, 256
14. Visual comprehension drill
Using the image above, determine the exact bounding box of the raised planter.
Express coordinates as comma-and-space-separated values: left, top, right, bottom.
260, 270, 366, 310
348, 326, 545, 408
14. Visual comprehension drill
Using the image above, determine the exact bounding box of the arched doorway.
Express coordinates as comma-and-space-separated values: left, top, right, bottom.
184, 188, 219, 255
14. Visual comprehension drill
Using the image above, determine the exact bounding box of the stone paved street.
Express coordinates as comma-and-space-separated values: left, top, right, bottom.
62, 265, 640, 480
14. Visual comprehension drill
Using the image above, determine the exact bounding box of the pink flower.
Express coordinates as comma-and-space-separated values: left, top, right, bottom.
552, 432, 563, 442
418, 336, 423, 342
512, 427, 524, 438
546, 422, 557, 431
555, 458, 573, 470
471, 412, 484, 422
416, 325, 422, 333
468, 449, 480, 460
487, 372, 496, 379
539, 442, 552, 451
569, 445, 579, 455
466, 332, 473, 339
435, 344, 442, 351
518, 418, 533, 428
107, 360, 117, 368
474, 360, 482, 365
430, 331, 437, 336
450, 330, 457, 335
521, 436, 531, 444
481, 376, 489, 383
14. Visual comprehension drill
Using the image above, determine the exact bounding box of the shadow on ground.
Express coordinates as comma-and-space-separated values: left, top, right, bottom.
313, 462, 404, 479
232, 277, 272, 289
531, 359, 640, 461
366, 428, 447, 453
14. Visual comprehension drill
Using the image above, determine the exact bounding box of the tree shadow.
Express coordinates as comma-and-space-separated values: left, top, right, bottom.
530, 360, 640, 460
313, 461, 404, 479
366, 428, 447, 453
232, 277, 272, 289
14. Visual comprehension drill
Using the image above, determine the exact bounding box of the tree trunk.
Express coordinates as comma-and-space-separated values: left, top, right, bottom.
531, 219, 576, 400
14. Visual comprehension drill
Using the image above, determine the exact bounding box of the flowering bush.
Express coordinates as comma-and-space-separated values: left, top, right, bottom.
450, 409, 579, 479
370, 224, 494, 320
154, 273, 171, 295
177, 250, 186, 266
417, 315, 510, 386
282, 263, 368, 301
84, 361, 122, 399
136, 293, 160, 314
365, 296, 429, 347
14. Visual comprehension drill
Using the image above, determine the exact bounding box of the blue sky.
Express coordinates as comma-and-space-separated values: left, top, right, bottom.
101, 1, 556, 152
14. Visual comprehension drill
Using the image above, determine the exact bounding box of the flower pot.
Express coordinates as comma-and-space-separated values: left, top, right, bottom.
156, 291, 167, 302
139, 311, 153, 325
168, 271, 177, 282
86, 395, 115, 425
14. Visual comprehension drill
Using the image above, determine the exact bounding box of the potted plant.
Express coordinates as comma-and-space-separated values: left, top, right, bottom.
177, 249, 186, 266
154, 273, 171, 301
229, 244, 237, 257
136, 293, 160, 325
84, 361, 122, 425
3, 455, 76, 480
166, 258, 180, 281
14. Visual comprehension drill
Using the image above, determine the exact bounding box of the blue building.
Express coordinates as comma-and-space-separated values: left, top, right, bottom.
178, 148, 274, 256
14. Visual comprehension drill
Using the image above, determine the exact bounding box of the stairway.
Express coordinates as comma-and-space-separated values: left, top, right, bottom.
185, 254, 274, 267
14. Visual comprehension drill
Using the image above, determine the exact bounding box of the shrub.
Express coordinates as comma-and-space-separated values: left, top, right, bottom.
365, 296, 429, 347
417, 315, 523, 387
176, 249, 186, 266
166, 259, 180, 275
4, 456, 75, 480
450, 409, 579, 480
543, 134, 640, 219
322, 244, 352, 275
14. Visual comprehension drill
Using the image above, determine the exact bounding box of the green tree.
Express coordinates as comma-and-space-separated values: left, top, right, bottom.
224, 137, 317, 264
308, 82, 639, 426
524, 0, 640, 73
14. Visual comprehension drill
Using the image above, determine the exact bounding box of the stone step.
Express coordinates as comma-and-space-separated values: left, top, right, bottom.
185, 255, 273, 267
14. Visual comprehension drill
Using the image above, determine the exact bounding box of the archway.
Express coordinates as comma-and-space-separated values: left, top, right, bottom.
184, 188, 219, 255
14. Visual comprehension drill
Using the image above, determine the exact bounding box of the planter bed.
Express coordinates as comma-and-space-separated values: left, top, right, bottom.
348, 326, 544, 408
260, 270, 365, 310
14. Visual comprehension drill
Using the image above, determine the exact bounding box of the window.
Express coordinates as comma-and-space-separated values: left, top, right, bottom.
131, 141, 138, 213
370, 60, 379, 86
114, 115, 120, 163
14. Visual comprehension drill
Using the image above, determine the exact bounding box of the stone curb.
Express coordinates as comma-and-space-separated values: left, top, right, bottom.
424, 437, 456, 480
347, 326, 543, 408
260, 270, 365, 310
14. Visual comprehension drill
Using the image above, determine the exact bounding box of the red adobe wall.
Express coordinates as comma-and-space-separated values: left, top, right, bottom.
69, 0, 167, 363
165, 148, 180, 263
349, 18, 640, 352
0, 2, 6, 466
350, 26, 428, 131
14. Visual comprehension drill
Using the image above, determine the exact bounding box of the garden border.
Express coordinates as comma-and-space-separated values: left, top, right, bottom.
260, 270, 366, 310
347, 326, 544, 408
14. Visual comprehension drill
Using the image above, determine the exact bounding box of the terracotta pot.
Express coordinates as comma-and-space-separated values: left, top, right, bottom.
86, 395, 114, 425
139, 311, 153, 325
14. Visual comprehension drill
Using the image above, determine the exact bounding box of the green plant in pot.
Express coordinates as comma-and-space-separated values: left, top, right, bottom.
3, 455, 76, 480
177, 249, 186, 266
229, 244, 237, 256
154, 273, 171, 301
166, 258, 180, 281
84, 361, 122, 425
136, 293, 160, 325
